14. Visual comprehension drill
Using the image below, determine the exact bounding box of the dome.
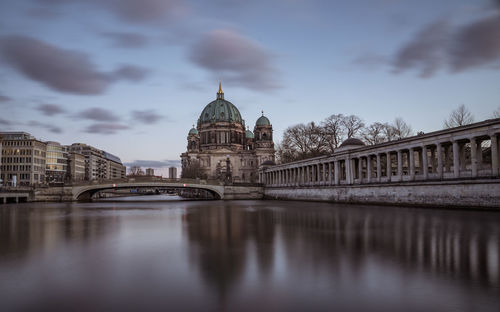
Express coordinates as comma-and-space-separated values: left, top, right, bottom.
256, 115, 270, 126
245, 129, 254, 139
189, 127, 198, 135
339, 138, 365, 148
198, 99, 243, 124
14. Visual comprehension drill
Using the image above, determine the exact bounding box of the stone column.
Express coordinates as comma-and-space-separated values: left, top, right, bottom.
386, 152, 391, 180
409, 148, 415, 180
397, 150, 403, 180
477, 139, 483, 171
491, 134, 499, 176
367, 155, 372, 183
422, 146, 428, 179
346, 158, 352, 184
323, 163, 326, 184
459, 143, 466, 171
453, 141, 460, 178
328, 162, 333, 185
376, 154, 381, 182
358, 158, 363, 183
430, 147, 435, 174
334, 160, 340, 185
436, 143, 443, 179
470, 137, 478, 177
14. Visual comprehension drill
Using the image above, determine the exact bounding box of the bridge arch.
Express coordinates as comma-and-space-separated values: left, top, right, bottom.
72, 182, 225, 201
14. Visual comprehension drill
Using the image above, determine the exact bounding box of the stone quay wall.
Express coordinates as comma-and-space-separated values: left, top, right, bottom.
264, 179, 500, 208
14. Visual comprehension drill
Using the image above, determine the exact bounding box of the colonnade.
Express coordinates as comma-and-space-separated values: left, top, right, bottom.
260, 124, 500, 187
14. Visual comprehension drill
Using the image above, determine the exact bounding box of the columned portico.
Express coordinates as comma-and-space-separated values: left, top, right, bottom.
260, 119, 500, 194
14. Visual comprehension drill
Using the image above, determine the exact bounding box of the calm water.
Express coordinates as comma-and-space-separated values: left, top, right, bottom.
1, 197, 499, 312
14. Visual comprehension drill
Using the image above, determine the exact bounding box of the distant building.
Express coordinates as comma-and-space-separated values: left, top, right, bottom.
45, 141, 68, 184
68, 152, 86, 182
102, 151, 126, 179
0, 132, 47, 185
68, 143, 125, 181
69, 143, 106, 180
168, 167, 177, 179
145, 168, 154, 176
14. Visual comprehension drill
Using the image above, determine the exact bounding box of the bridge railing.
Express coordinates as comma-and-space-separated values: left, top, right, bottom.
63, 177, 224, 187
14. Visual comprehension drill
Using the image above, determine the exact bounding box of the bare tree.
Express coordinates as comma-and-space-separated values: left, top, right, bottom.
321, 114, 346, 152
275, 141, 297, 164
363, 122, 386, 145
342, 115, 365, 138
279, 122, 329, 163
493, 107, 500, 118
392, 117, 413, 139
382, 123, 397, 142
444, 104, 474, 128
181, 161, 207, 179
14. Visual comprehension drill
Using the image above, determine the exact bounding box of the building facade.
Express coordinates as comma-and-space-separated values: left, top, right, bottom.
68, 152, 86, 182
103, 151, 126, 179
181, 84, 275, 182
146, 168, 154, 176
69, 143, 125, 181
45, 141, 68, 184
0, 132, 47, 186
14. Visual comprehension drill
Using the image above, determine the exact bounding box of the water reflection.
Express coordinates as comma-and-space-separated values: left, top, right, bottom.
183, 203, 500, 293
0, 201, 499, 311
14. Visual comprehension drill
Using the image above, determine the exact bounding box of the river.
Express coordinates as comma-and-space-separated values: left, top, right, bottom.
1, 197, 499, 311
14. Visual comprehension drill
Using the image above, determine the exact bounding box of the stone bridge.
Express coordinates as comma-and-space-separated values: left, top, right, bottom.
33, 178, 263, 201
259, 118, 500, 208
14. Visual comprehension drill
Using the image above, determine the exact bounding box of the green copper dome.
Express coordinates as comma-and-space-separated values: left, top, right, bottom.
245, 129, 254, 139
199, 99, 243, 124
256, 115, 270, 126
189, 127, 198, 135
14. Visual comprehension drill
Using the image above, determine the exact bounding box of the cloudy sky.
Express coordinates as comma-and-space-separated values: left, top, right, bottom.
1, 0, 500, 175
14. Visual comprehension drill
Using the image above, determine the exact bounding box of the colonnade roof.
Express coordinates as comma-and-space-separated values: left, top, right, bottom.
266, 118, 500, 170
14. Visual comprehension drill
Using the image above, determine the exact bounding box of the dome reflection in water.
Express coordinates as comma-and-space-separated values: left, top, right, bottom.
0, 200, 499, 312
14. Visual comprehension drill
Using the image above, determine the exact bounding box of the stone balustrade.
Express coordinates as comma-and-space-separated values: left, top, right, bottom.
260, 118, 500, 187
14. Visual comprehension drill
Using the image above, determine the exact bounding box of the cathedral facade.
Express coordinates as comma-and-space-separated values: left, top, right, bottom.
181, 84, 275, 183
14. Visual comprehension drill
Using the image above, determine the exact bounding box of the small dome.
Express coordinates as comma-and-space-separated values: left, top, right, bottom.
245, 129, 254, 139
340, 138, 365, 147
256, 115, 270, 126
189, 127, 198, 135
261, 160, 275, 166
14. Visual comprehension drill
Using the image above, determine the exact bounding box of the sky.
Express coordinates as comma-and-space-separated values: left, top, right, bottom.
1, 0, 499, 176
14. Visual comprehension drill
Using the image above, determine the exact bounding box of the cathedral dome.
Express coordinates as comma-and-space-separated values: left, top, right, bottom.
198, 83, 243, 125
245, 129, 254, 139
256, 112, 271, 126
188, 127, 198, 135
